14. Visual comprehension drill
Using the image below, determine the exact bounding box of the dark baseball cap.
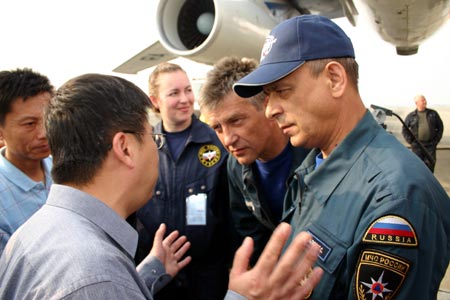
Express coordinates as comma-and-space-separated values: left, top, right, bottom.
233, 15, 355, 98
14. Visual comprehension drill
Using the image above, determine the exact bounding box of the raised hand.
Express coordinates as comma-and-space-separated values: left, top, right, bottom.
229, 222, 323, 300
149, 223, 192, 277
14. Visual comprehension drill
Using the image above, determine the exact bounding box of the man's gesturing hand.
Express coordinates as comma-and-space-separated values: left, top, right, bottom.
229, 222, 323, 300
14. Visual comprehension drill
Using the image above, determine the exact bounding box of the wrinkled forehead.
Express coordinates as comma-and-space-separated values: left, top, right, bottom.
206, 99, 262, 123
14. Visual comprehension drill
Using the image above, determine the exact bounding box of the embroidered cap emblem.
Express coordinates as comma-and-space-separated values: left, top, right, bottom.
362, 215, 418, 247
198, 144, 221, 167
260, 35, 277, 61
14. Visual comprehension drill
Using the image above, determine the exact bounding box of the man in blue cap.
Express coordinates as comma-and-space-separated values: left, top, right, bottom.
234, 15, 450, 299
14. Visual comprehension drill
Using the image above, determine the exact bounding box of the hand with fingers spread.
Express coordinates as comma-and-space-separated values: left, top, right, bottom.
149, 223, 192, 277
228, 222, 323, 300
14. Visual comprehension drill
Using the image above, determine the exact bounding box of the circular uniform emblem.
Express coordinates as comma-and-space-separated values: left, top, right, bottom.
198, 144, 221, 168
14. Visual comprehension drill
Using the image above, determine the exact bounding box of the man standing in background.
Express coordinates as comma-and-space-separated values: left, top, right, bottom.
402, 94, 444, 172
0, 68, 54, 256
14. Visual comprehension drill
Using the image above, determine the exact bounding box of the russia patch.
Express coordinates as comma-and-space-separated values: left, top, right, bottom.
354, 249, 410, 300
362, 215, 418, 247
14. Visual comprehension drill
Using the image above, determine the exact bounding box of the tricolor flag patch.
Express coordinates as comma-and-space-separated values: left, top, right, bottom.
362, 215, 418, 247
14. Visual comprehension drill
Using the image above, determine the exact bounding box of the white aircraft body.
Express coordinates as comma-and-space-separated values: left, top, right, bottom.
113, 0, 450, 74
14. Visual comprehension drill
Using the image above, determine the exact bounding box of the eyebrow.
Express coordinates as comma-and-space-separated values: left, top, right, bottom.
263, 84, 277, 94
14, 115, 40, 123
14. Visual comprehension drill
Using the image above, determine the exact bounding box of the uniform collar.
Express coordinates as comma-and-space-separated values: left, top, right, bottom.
155, 115, 214, 145
297, 110, 379, 205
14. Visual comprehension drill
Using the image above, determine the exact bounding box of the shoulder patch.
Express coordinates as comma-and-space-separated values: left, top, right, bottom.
198, 144, 221, 167
362, 215, 418, 247
355, 249, 410, 300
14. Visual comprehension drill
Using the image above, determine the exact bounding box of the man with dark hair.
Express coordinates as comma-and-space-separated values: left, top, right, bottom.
234, 15, 450, 299
199, 56, 309, 264
0, 73, 322, 300
0, 68, 54, 256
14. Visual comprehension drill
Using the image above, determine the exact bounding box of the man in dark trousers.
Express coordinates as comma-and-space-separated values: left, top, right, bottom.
402, 94, 444, 172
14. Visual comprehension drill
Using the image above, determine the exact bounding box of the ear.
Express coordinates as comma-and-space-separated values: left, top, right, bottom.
110, 132, 135, 168
324, 61, 347, 98
149, 95, 159, 110
0, 126, 5, 145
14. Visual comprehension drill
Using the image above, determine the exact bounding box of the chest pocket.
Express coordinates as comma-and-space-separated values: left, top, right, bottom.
306, 223, 351, 299
184, 174, 220, 227
185, 177, 210, 197
184, 175, 223, 259
307, 223, 349, 274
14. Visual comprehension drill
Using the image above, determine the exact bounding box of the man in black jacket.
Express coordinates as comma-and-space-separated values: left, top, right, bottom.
402, 94, 444, 172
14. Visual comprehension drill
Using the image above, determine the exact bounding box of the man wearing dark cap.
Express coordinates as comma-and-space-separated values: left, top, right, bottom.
234, 15, 450, 300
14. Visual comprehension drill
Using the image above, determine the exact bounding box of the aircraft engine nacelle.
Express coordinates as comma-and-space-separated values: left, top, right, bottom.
156, 0, 278, 64
361, 0, 450, 55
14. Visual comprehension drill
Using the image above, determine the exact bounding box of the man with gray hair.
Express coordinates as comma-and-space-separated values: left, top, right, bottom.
402, 94, 443, 172
199, 56, 309, 264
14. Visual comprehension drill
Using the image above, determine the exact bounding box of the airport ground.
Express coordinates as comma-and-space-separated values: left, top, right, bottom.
435, 149, 450, 300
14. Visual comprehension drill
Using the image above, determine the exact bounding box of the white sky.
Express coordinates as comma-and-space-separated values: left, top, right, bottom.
0, 0, 449, 108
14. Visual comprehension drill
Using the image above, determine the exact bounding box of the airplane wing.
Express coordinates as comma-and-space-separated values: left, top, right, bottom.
113, 0, 450, 74
340, 0, 358, 26
113, 41, 176, 74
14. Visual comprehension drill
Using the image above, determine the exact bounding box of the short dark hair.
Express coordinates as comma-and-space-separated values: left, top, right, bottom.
0, 68, 54, 125
45, 73, 151, 185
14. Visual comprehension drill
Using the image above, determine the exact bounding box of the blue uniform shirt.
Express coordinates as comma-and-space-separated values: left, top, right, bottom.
283, 111, 450, 299
0, 148, 52, 256
137, 115, 231, 300
228, 144, 309, 265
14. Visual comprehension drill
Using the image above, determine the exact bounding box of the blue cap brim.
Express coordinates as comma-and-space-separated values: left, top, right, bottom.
233, 60, 305, 98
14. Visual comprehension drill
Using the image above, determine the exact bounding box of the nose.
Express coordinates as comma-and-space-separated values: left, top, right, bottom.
222, 127, 238, 148
181, 91, 194, 104
36, 120, 47, 140
265, 94, 282, 120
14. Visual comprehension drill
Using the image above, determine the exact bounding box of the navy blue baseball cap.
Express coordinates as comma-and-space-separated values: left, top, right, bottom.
233, 15, 355, 98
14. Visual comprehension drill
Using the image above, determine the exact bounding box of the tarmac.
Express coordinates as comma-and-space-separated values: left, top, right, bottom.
435, 149, 450, 300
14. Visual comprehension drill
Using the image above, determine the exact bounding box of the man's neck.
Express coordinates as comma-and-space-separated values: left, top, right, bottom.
6, 154, 46, 182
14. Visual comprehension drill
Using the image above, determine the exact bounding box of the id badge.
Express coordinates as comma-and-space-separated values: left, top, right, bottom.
186, 193, 207, 225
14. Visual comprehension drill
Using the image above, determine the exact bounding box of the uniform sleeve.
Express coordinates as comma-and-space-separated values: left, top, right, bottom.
351, 193, 450, 300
